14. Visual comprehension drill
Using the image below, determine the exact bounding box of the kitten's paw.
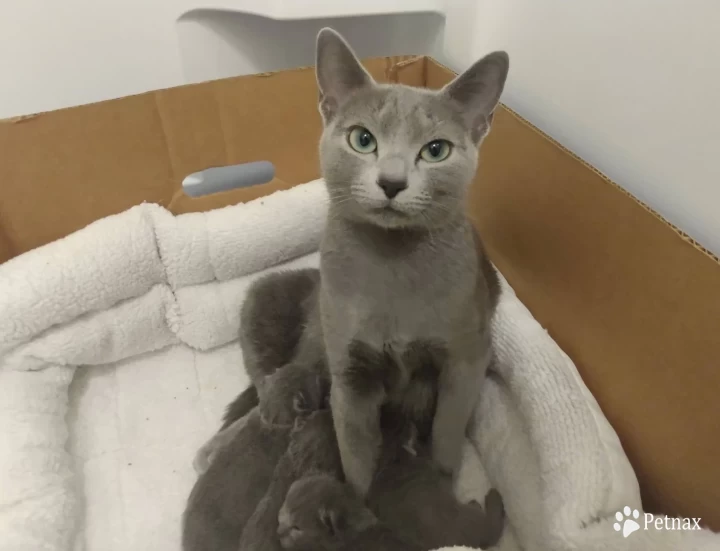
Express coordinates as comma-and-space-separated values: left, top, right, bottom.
192, 446, 212, 475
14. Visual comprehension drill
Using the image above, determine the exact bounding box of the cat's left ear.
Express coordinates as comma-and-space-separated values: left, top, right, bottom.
315, 28, 374, 124
441, 51, 510, 143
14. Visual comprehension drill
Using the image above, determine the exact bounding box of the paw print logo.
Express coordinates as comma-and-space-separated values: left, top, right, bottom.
614, 506, 641, 538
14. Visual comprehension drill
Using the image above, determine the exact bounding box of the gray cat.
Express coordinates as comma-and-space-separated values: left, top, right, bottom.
314, 27, 507, 495
182, 364, 325, 551
238, 410, 344, 551
278, 473, 419, 551
221, 268, 324, 431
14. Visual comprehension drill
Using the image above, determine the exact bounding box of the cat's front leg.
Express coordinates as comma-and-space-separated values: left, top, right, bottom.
328, 340, 388, 497
431, 342, 491, 476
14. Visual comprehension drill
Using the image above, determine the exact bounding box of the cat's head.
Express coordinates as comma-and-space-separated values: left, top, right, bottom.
315, 28, 509, 230
277, 474, 376, 551
256, 363, 328, 427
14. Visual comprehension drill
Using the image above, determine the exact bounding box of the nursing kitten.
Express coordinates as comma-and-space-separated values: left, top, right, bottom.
221, 268, 324, 431
278, 474, 419, 551
194, 361, 326, 474
369, 420, 505, 550
183, 365, 325, 551
238, 410, 343, 551
315, 27, 507, 495
267, 392, 504, 550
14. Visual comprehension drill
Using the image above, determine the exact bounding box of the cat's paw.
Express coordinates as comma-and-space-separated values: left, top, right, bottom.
192, 445, 213, 475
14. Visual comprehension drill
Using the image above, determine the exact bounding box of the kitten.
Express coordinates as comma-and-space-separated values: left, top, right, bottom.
314, 27, 507, 495
221, 268, 324, 431
278, 474, 420, 551
194, 362, 326, 474
238, 410, 343, 551
183, 365, 325, 551
239, 268, 322, 385
369, 419, 506, 550
268, 396, 505, 550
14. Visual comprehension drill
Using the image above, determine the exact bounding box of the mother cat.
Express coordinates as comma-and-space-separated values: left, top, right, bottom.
315, 28, 508, 495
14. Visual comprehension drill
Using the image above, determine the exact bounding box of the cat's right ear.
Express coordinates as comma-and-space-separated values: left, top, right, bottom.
315, 28, 374, 124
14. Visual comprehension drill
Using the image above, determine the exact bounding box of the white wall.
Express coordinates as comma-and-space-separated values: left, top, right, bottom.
442, 0, 720, 256
1, 0, 718, 256
0, 2, 442, 118
0, 0, 185, 119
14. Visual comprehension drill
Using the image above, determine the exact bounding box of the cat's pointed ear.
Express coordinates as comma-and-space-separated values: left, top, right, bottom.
319, 507, 341, 535
315, 28, 374, 124
256, 375, 269, 395
441, 51, 510, 143
319, 505, 376, 536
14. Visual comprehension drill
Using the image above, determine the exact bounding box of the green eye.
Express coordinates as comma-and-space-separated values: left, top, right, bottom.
348, 127, 377, 154
420, 140, 452, 163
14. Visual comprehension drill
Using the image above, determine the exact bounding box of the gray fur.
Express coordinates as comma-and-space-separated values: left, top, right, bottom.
220, 269, 325, 431
238, 410, 343, 551
278, 474, 417, 551
239, 268, 322, 385
280, 473, 503, 551
183, 365, 326, 550
274, 405, 505, 550
369, 430, 505, 549
314, 27, 507, 495
194, 362, 327, 474
182, 409, 290, 551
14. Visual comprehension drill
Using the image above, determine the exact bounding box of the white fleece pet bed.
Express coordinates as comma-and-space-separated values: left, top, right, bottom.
1, 180, 718, 551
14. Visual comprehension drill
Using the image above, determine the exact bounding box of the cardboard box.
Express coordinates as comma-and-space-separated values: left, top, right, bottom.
1, 56, 718, 530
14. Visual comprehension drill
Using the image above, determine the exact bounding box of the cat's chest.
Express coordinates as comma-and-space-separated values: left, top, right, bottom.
320, 245, 475, 341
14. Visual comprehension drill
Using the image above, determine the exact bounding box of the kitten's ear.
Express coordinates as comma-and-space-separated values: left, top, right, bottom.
441, 51, 510, 143
315, 28, 374, 124
256, 375, 270, 397
319, 507, 348, 536
293, 391, 308, 413
293, 415, 307, 432
319, 507, 340, 535
319, 506, 376, 536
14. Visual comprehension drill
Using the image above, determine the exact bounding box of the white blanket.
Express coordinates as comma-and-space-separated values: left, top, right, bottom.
0, 180, 717, 551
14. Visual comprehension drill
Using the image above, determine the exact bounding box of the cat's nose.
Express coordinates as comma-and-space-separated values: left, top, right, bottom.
377, 177, 407, 199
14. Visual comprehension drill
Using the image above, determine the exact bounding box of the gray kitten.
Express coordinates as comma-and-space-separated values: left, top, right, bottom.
369, 418, 505, 549
221, 268, 324, 431
183, 365, 325, 551
315, 27, 507, 495
278, 474, 418, 551
268, 397, 505, 550
238, 410, 343, 551
194, 361, 326, 473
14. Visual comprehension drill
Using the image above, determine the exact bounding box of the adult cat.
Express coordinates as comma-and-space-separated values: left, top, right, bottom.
315, 28, 507, 495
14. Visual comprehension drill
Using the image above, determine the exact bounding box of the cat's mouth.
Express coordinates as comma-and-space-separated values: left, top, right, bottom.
373, 204, 407, 215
